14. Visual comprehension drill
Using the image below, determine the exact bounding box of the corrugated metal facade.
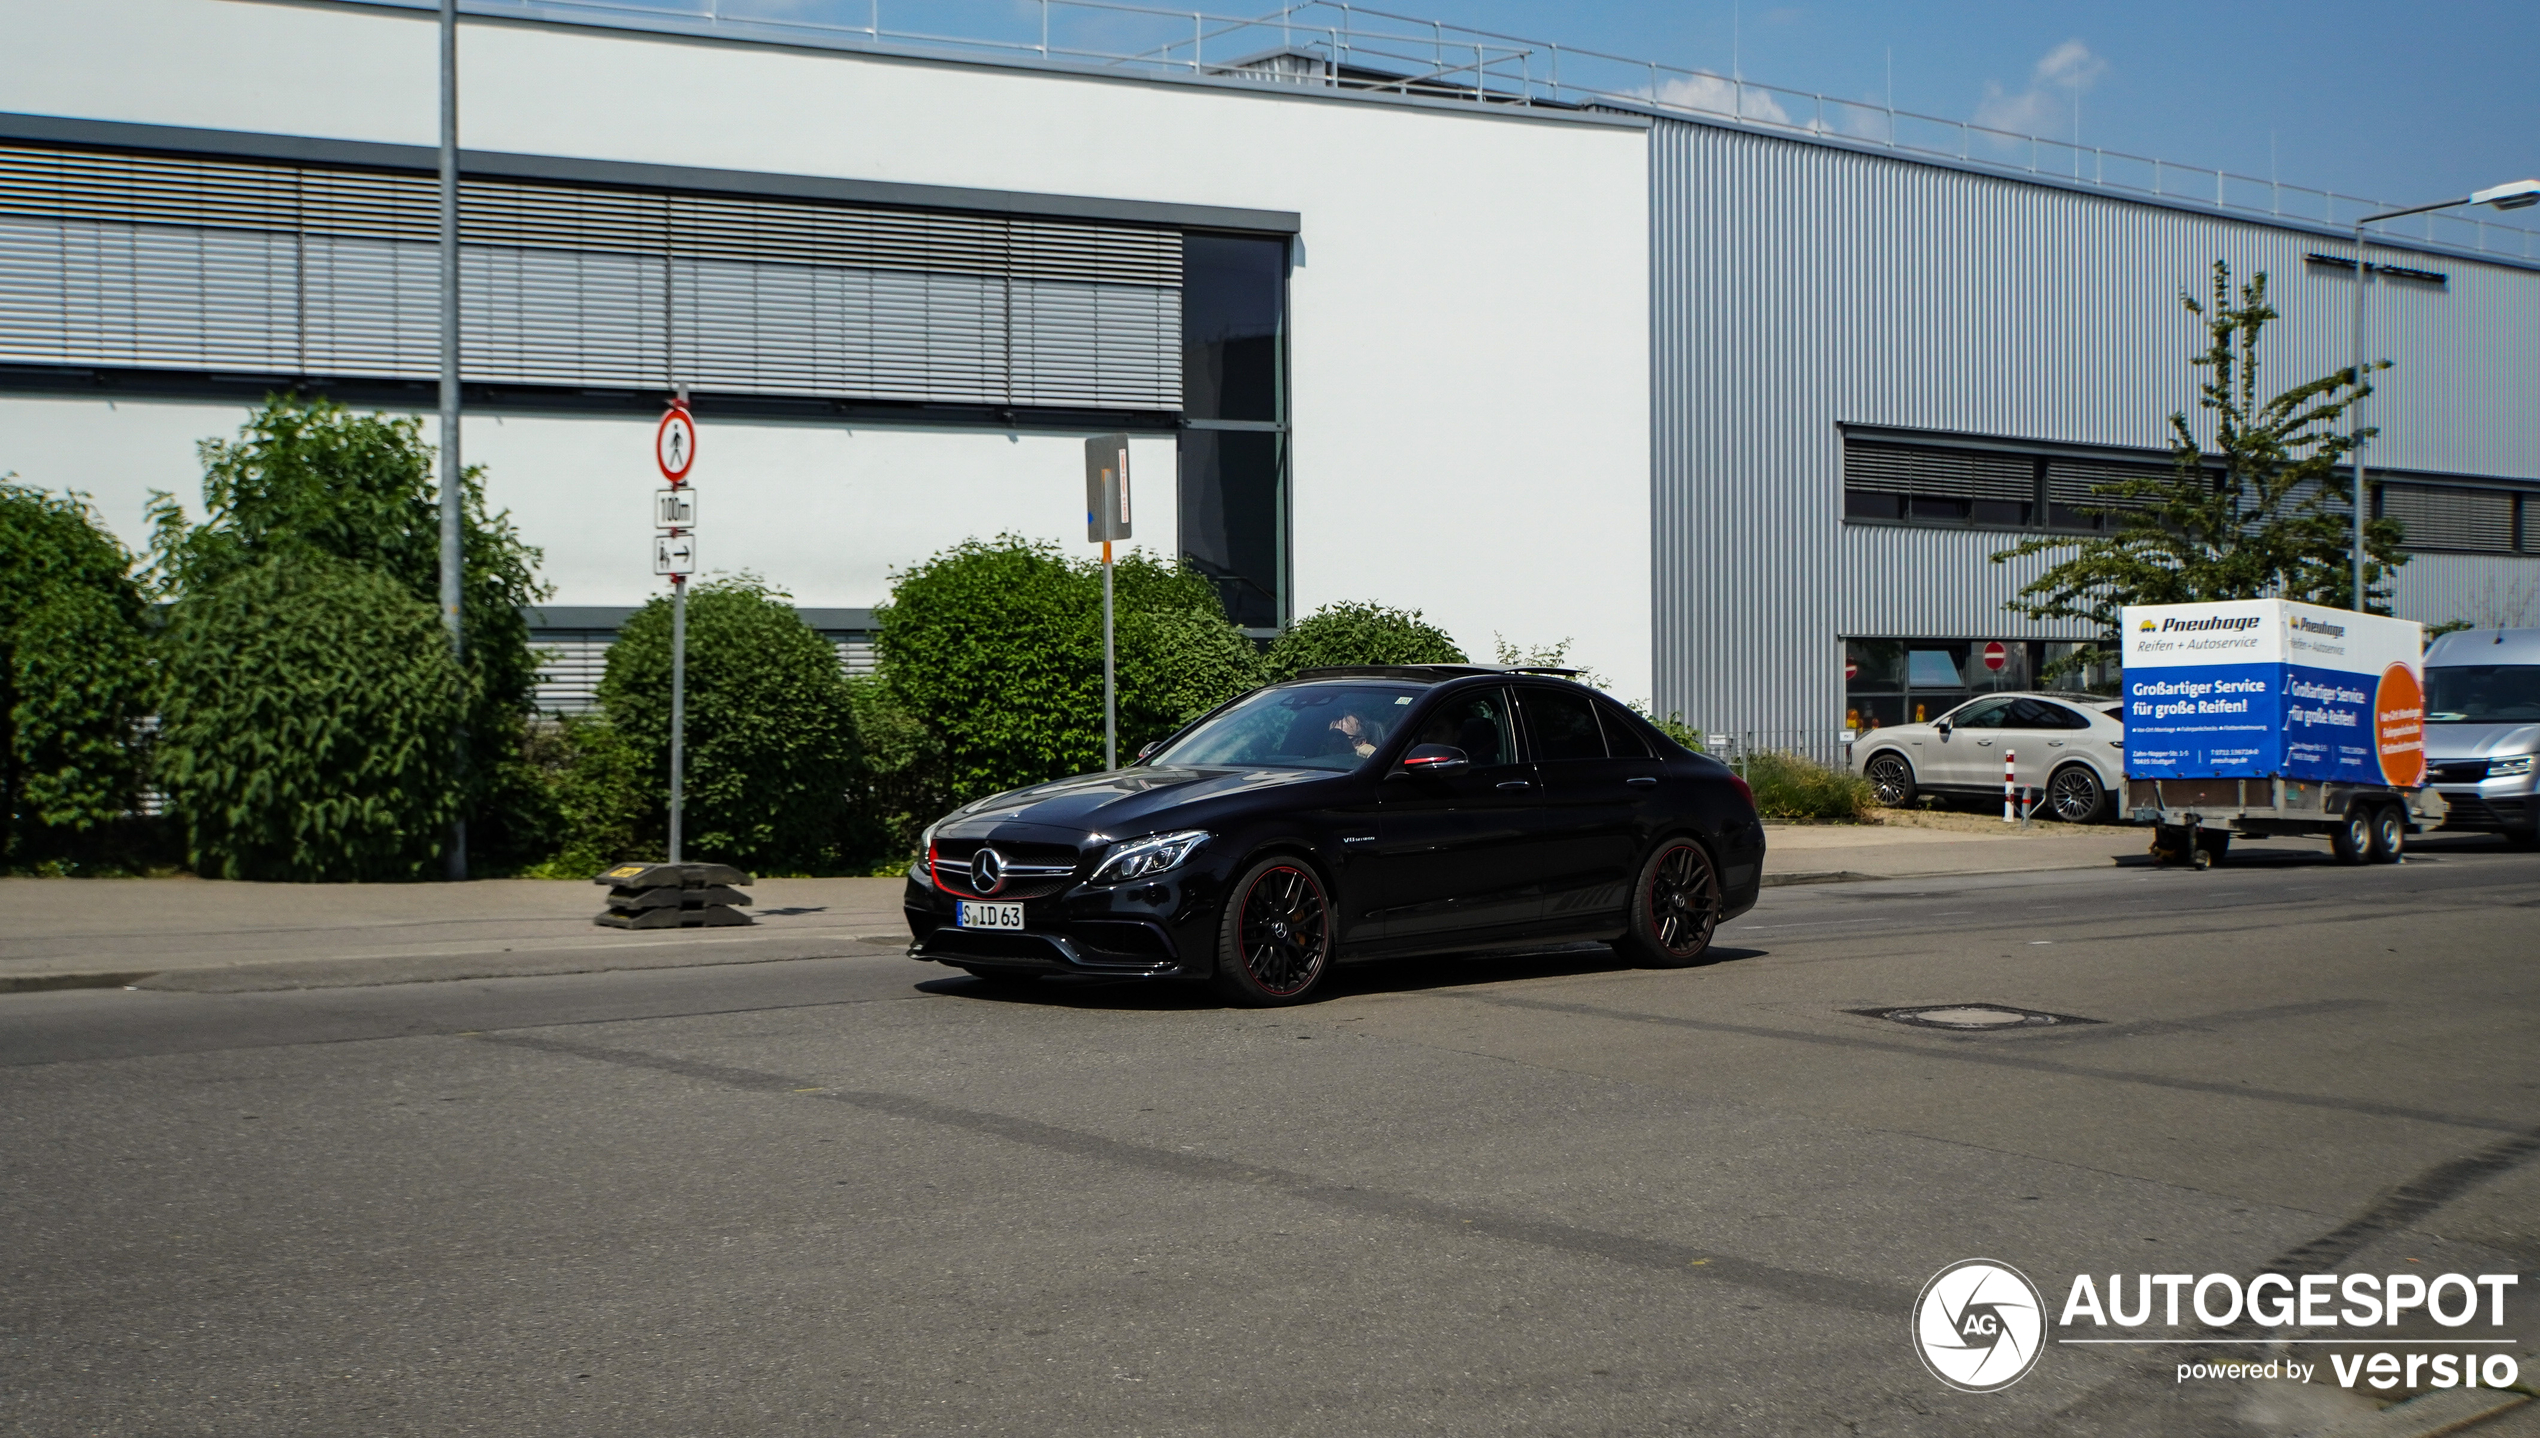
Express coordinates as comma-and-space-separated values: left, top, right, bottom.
1650, 117, 2540, 745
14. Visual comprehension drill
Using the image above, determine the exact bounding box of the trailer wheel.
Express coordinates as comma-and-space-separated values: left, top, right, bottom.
2331, 807, 2371, 865
2368, 805, 2406, 865
2197, 829, 2232, 867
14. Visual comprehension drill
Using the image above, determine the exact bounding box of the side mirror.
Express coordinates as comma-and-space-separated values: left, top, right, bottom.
1934, 719, 1951, 738
1136, 741, 1160, 763
1397, 744, 1470, 778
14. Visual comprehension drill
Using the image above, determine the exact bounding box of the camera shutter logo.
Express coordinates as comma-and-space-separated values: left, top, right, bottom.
1913, 1259, 2045, 1392
971, 847, 1007, 895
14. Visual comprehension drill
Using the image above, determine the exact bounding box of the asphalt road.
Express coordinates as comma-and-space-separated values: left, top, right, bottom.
3, 840, 2535, 1436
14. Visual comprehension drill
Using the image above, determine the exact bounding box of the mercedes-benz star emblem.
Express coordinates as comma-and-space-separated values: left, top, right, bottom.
970, 847, 1006, 895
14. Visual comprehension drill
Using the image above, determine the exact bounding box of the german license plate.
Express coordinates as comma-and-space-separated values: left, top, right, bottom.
958, 901, 1024, 930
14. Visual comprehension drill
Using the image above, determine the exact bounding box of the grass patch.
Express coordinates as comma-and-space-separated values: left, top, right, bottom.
1741, 750, 1878, 822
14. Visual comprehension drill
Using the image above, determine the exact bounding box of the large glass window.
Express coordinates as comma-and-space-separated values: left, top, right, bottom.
1180, 233, 1288, 631
1844, 638, 2115, 730
1178, 429, 1282, 629
1182, 234, 1284, 422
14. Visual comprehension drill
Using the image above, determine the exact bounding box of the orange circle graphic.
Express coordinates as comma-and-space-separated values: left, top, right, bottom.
2375, 662, 2425, 787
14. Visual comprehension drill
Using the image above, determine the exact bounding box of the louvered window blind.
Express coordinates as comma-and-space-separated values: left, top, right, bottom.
0, 142, 1181, 409
2380, 484, 2518, 554
1845, 442, 2037, 505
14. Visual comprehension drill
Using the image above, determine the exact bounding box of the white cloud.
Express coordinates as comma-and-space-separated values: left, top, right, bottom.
1972, 38, 2104, 140
1649, 72, 1793, 126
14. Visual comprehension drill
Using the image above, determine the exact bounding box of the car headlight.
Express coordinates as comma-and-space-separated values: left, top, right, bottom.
2490, 754, 2534, 776
1090, 829, 1209, 885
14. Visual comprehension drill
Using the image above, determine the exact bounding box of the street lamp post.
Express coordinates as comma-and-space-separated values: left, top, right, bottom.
2347, 179, 2540, 612
438, 0, 465, 880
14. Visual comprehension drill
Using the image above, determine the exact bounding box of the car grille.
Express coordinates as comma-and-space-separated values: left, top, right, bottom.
930, 839, 1081, 899
2439, 796, 2508, 828
2430, 761, 2492, 783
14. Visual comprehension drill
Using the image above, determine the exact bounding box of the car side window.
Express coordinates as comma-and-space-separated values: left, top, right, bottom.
1595, 701, 1653, 758
2050, 702, 2097, 730
1410, 688, 1517, 768
1952, 698, 2012, 729
2003, 698, 2062, 729
1518, 687, 1608, 762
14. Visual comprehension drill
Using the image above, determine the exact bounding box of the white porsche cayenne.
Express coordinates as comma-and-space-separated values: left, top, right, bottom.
1849, 692, 2127, 823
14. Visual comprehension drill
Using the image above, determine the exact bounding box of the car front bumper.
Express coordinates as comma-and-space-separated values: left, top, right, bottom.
2431, 784, 2539, 834
902, 865, 1223, 980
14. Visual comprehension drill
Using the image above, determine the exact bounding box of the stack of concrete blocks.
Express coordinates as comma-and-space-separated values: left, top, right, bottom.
593, 862, 755, 928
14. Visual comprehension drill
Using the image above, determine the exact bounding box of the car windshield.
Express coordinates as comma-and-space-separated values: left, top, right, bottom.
1148, 683, 1423, 770
2426, 665, 2540, 724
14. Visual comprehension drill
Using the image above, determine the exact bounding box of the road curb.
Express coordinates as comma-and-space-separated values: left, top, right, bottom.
0, 971, 158, 995
1761, 871, 1878, 887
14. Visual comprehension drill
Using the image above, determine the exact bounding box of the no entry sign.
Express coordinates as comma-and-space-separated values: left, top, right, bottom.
657, 404, 697, 483
1982, 641, 2008, 672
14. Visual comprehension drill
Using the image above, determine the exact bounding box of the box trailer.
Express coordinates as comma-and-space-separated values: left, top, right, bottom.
2119, 599, 2441, 867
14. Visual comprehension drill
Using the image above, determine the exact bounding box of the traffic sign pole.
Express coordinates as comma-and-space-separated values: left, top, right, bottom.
1102, 540, 1115, 770
1084, 435, 1131, 770
669, 571, 686, 862
658, 393, 696, 861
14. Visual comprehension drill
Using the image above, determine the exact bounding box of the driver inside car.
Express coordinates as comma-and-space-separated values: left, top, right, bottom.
1323, 708, 1386, 760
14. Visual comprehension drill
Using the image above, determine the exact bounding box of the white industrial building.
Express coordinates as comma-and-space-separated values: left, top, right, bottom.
7, 0, 2537, 745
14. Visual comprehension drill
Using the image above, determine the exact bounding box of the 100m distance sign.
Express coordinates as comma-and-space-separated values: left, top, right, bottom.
654, 402, 695, 576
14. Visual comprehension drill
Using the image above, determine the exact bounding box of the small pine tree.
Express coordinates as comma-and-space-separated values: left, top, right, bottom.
1991, 262, 2407, 675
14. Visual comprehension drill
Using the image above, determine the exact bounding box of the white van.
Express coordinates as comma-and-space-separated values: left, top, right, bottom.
2424, 628, 2540, 845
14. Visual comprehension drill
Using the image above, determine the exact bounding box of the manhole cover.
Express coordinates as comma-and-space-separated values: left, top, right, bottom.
1849, 1004, 2101, 1031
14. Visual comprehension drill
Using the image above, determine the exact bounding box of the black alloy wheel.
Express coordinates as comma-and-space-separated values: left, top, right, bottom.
1213, 857, 1333, 1006
1621, 838, 1723, 968
2331, 807, 2372, 865
2369, 806, 2406, 865
1865, 752, 1916, 808
2047, 764, 2106, 824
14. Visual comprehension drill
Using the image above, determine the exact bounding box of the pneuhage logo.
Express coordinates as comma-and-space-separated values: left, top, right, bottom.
1913, 1260, 2046, 1392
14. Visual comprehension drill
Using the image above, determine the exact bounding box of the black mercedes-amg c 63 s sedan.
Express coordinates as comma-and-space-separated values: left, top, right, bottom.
904, 666, 1767, 1006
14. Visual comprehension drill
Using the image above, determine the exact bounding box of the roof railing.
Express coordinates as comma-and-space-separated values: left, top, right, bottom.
351, 0, 2538, 262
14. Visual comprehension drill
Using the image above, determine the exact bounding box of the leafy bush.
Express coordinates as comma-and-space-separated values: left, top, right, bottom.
1261, 601, 1465, 680
148, 395, 551, 868
844, 674, 947, 866
514, 714, 651, 878
1742, 750, 1877, 822
0, 482, 156, 871
157, 559, 466, 881
875, 537, 1259, 807
597, 577, 861, 874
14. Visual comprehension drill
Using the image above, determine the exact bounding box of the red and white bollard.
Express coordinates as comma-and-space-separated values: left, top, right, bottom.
2003, 749, 2018, 823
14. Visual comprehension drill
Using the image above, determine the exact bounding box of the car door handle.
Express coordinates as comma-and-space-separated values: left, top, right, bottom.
1976, 739, 1994, 746
1496, 780, 1533, 792
1625, 777, 1659, 787
2048, 740, 2064, 747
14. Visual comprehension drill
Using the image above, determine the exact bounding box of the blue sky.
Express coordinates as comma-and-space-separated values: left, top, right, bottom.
1388, 0, 2540, 210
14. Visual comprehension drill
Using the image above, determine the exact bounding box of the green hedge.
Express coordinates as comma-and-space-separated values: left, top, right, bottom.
875, 537, 1259, 808
157, 559, 466, 881
1261, 601, 1465, 680
595, 577, 863, 874
149, 395, 551, 869
0, 482, 156, 872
